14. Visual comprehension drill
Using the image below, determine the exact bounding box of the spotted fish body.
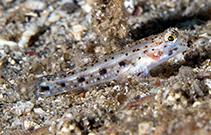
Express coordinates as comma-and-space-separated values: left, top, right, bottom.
38, 28, 188, 97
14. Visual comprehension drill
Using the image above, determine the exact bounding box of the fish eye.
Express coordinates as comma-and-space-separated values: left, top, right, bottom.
168, 35, 175, 41
164, 28, 179, 45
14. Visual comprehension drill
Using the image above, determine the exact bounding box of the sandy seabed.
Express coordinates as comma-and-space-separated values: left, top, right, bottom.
1, 0, 211, 134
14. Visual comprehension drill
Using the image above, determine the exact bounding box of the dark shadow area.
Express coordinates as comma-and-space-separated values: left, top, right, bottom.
129, 7, 211, 40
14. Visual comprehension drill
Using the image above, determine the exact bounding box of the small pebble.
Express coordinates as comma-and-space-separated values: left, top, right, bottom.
33, 108, 46, 115
24, 0, 47, 10
60, 2, 79, 14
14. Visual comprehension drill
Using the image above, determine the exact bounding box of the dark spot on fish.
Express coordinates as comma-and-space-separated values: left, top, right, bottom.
99, 68, 107, 75
60, 83, 66, 87
173, 47, 178, 51
78, 77, 85, 82
143, 50, 148, 54
40, 86, 50, 92
168, 50, 173, 56
119, 61, 126, 67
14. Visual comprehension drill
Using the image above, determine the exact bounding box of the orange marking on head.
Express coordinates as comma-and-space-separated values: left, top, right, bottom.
147, 53, 161, 60
158, 51, 163, 56
155, 41, 163, 45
